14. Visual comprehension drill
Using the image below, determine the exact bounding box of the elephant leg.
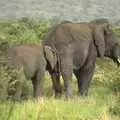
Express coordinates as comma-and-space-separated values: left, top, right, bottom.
14, 81, 23, 101
14, 67, 25, 101
76, 63, 95, 96
73, 69, 81, 94
32, 77, 37, 98
51, 72, 62, 98
48, 67, 62, 98
76, 43, 97, 96
61, 58, 73, 99
32, 69, 45, 98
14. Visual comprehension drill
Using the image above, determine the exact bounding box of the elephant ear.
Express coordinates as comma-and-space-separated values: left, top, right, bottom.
93, 25, 105, 57
44, 45, 57, 69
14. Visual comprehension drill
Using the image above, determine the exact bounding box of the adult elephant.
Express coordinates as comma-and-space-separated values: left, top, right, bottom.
43, 20, 120, 98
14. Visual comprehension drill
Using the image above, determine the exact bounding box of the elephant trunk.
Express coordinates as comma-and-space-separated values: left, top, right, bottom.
111, 44, 120, 67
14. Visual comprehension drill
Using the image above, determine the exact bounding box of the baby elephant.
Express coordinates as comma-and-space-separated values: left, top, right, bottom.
6, 44, 62, 100
6, 44, 47, 100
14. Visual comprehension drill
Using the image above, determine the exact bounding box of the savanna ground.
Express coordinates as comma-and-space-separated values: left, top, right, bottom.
0, 18, 120, 120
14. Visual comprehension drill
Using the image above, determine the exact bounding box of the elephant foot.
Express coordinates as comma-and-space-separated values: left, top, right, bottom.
65, 90, 73, 100
78, 90, 88, 97
34, 93, 42, 99
52, 89, 62, 98
55, 93, 61, 99
52, 85, 63, 98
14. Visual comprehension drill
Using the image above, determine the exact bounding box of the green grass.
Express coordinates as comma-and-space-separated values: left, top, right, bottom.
0, 86, 118, 120
0, 70, 119, 120
0, 86, 119, 120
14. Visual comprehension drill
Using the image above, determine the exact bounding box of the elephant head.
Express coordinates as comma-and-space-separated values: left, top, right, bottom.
44, 45, 58, 70
104, 30, 120, 66
92, 22, 120, 66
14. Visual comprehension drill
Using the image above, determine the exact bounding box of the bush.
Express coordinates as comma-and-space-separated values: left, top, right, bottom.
113, 26, 120, 40
0, 66, 32, 101
109, 96, 120, 116
0, 17, 49, 44
0, 67, 10, 100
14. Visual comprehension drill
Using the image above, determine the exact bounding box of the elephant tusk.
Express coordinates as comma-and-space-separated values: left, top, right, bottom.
117, 56, 120, 64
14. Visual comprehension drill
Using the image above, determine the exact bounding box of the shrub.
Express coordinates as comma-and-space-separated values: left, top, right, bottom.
0, 17, 49, 44
0, 66, 32, 101
109, 96, 120, 117
0, 67, 10, 100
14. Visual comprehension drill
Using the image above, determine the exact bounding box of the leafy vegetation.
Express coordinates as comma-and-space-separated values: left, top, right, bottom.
0, 18, 120, 119
0, 17, 49, 44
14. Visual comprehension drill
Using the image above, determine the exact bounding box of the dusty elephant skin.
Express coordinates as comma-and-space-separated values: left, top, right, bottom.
6, 44, 47, 100
5, 44, 62, 100
43, 20, 120, 98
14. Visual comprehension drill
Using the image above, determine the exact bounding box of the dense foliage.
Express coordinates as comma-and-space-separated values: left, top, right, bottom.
0, 17, 49, 44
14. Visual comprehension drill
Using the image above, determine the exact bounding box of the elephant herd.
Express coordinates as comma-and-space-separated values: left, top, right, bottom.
1, 18, 120, 100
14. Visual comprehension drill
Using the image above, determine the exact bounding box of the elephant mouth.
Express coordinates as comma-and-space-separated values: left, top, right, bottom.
117, 56, 120, 66
117, 56, 120, 63
112, 56, 120, 67
115, 56, 120, 67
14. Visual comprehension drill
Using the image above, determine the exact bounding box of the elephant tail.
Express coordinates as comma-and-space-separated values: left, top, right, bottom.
56, 52, 61, 76
52, 46, 61, 77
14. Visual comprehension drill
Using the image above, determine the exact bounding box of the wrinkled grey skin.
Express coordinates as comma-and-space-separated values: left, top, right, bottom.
43, 20, 120, 98
5, 44, 62, 100
6, 44, 47, 100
